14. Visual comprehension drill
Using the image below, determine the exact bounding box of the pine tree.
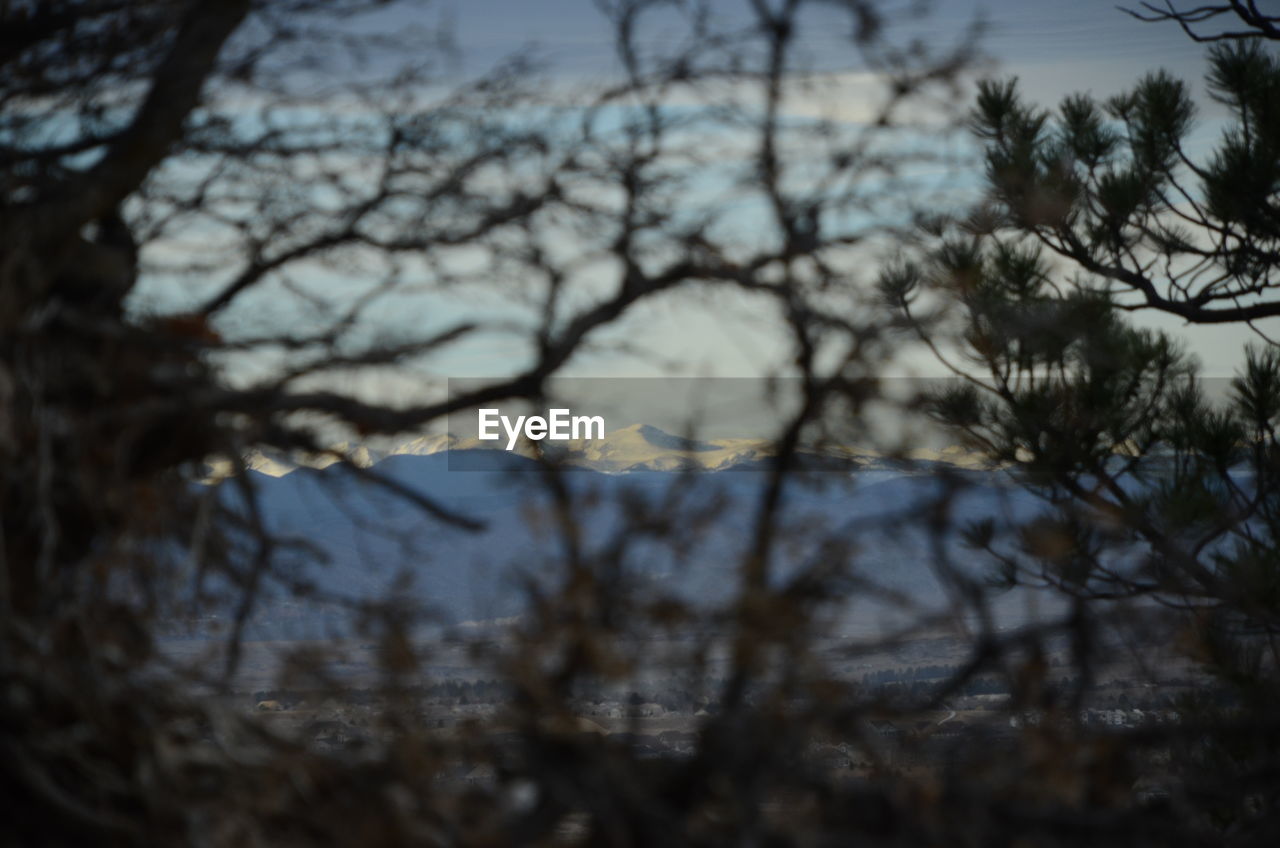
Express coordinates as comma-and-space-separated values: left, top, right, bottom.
884, 6, 1280, 838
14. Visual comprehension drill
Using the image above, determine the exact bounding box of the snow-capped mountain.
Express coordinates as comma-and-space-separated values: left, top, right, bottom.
188, 426, 1050, 638
206, 423, 996, 480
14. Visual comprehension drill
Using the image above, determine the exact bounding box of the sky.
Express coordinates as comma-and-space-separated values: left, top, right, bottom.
440, 1, 1213, 102
132, 0, 1263, 414
429, 1, 1257, 380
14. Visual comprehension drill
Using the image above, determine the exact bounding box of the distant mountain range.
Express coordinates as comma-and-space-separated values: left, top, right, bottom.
192, 427, 1058, 639
204, 422, 1000, 481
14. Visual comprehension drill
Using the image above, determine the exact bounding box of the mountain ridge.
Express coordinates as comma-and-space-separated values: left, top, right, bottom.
202, 423, 999, 481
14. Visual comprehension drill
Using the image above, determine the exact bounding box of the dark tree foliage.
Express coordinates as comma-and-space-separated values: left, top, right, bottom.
955, 40, 1280, 323
885, 3, 1280, 843
11, 0, 1280, 845
0, 2, 1005, 846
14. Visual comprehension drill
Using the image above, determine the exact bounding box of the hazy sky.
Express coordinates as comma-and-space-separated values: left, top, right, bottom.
175, 0, 1260, 400
441, 1, 1211, 102
421, 1, 1253, 378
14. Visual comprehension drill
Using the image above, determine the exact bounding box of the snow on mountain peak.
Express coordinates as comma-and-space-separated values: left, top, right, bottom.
201, 422, 998, 482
